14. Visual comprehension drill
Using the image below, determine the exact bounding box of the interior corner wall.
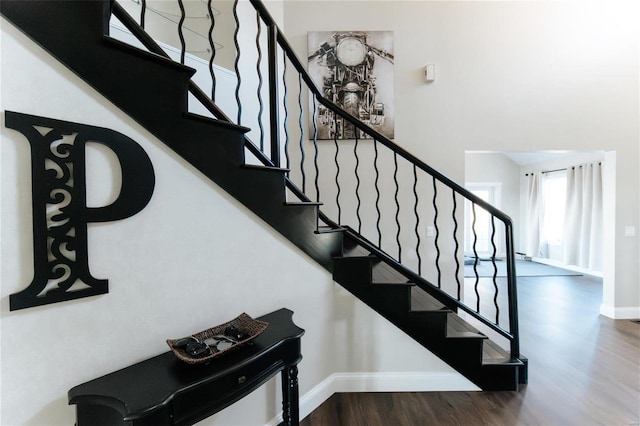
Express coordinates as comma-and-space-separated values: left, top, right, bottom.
0, 12, 474, 425
283, 0, 640, 317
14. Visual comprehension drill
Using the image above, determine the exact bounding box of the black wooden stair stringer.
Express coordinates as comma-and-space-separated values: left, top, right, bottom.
333, 232, 525, 391
0, 0, 525, 390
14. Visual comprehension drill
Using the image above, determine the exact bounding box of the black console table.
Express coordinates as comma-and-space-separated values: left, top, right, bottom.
68, 308, 304, 426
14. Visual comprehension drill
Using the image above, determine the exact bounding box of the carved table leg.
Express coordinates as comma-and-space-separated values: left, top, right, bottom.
281, 365, 299, 426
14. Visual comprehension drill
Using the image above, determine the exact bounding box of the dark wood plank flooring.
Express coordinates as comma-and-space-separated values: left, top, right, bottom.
301, 274, 640, 425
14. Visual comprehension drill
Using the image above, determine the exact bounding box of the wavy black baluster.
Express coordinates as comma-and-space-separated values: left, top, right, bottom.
233, 0, 242, 124
472, 202, 481, 312
373, 139, 381, 248
282, 57, 290, 176
206, 0, 216, 101
255, 12, 264, 151
140, 0, 146, 28
312, 97, 320, 202
432, 177, 441, 288
333, 113, 341, 224
413, 165, 422, 274
298, 74, 305, 193
491, 215, 500, 325
394, 152, 401, 262
452, 189, 461, 300
354, 131, 362, 233
266, 25, 280, 167
177, 0, 186, 64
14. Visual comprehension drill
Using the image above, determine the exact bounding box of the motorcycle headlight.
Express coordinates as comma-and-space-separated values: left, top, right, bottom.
336, 37, 367, 66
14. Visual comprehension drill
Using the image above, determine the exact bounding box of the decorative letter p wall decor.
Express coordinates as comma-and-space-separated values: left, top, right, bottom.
5, 111, 155, 311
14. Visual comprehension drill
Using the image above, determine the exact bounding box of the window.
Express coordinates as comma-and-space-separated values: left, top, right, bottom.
541, 171, 567, 245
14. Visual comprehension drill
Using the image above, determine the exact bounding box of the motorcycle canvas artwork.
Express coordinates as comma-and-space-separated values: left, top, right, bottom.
308, 31, 394, 140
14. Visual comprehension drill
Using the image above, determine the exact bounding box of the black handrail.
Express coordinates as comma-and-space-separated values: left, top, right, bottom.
248, 0, 519, 357
249, 2, 513, 222
112, 0, 520, 359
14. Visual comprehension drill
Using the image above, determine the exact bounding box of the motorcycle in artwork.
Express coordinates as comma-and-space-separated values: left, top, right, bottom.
308, 31, 394, 140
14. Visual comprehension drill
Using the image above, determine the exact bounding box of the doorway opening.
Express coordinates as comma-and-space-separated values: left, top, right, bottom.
465, 150, 617, 318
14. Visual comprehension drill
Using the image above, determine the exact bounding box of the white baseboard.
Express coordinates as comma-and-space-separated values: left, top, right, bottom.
265, 371, 479, 425
330, 371, 479, 393
600, 304, 640, 319
531, 257, 603, 278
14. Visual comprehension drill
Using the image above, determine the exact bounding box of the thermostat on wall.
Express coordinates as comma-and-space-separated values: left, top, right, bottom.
424, 64, 435, 83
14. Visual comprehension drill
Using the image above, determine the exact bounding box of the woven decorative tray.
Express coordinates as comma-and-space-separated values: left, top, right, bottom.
167, 313, 269, 364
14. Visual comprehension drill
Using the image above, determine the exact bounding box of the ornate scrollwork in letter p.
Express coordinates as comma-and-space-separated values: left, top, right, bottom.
5, 111, 155, 311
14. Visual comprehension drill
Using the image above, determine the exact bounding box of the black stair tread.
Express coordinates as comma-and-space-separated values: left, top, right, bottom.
481, 339, 521, 364
372, 263, 411, 284
104, 37, 196, 75
183, 112, 251, 133
370, 282, 414, 289
339, 243, 372, 258
410, 287, 450, 312
447, 330, 487, 339
285, 201, 323, 207
447, 313, 486, 338
316, 225, 346, 234
242, 164, 290, 173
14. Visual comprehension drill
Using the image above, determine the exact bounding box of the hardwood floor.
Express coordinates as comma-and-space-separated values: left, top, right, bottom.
301, 275, 640, 425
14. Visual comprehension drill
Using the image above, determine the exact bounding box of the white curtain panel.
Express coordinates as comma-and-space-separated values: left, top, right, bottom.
563, 162, 603, 270
525, 172, 542, 257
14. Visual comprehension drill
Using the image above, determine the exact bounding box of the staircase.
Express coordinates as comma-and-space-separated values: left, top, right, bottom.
1, 0, 526, 391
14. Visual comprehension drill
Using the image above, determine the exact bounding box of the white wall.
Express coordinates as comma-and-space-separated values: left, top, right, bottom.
0, 11, 474, 426
283, 0, 640, 318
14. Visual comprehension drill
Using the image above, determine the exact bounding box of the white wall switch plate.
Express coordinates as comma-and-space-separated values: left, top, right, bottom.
424, 64, 435, 82
426, 226, 435, 237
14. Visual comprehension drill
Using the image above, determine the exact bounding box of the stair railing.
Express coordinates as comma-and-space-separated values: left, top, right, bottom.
110, 0, 520, 359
